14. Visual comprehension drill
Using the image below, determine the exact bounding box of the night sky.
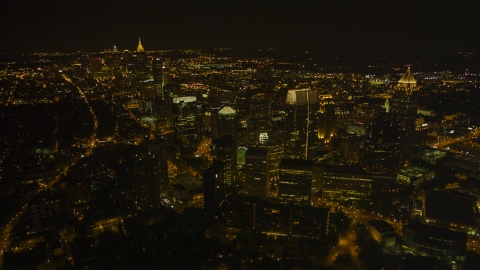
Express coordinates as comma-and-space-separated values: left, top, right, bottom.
1, 0, 478, 55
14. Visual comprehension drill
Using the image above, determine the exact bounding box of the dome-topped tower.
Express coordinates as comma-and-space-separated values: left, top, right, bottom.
391, 66, 420, 165
137, 38, 145, 52
396, 66, 419, 94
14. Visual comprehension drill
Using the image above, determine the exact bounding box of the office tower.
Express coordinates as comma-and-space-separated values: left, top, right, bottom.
363, 103, 402, 174
244, 147, 270, 198
391, 67, 419, 164
259, 132, 286, 196
203, 160, 224, 214
317, 94, 335, 150
285, 88, 319, 160
152, 56, 171, 98
211, 135, 237, 186
172, 96, 201, 152
235, 86, 250, 117
278, 158, 319, 206
212, 106, 238, 141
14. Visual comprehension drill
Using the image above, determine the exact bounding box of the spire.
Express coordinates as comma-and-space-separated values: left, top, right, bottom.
137, 38, 145, 52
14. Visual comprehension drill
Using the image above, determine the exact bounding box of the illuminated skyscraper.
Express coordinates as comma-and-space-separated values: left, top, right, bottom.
318, 94, 335, 150
391, 67, 419, 164
285, 88, 319, 160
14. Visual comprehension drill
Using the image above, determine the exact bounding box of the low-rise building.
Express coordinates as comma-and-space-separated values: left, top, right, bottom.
368, 219, 396, 247
396, 166, 434, 188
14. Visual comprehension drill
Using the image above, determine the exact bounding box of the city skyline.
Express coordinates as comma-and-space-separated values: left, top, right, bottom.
1, 0, 479, 57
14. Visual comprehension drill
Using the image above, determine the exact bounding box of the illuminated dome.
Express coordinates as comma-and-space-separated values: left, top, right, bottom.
137, 38, 145, 52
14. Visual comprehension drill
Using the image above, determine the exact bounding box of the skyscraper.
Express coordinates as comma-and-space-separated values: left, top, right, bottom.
391, 67, 419, 164
318, 94, 335, 151
285, 88, 319, 160
212, 106, 238, 141
152, 57, 171, 97
172, 96, 201, 152
244, 147, 270, 198
133, 38, 147, 79
211, 135, 237, 186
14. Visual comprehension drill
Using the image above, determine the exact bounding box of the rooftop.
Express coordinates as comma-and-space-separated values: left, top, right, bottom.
218, 106, 236, 115
403, 223, 467, 241
368, 219, 394, 233
398, 166, 433, 177
425, 190, 477, 226
279, 158, 313, 170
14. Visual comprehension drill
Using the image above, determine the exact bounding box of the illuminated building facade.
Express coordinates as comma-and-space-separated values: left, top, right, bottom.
285, 88, 319, 160
317, 94, 335, 150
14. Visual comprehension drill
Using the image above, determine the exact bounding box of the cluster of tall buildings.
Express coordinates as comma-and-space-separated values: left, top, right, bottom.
200, 67, 425, 210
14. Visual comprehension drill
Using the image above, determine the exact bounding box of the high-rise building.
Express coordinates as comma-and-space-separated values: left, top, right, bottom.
278, 158, 319, 206
258, 132, 286, 196
212, 106, 238, 141
318, 94, 335, 150
391, 67, 419, 164
285, 88, 319, 160
172, 96, 201, 152
211, 135, 237, 186
363, 103, 402, 174
234, 86, 250, 117
244, 147, 270, 198
152, 56, 171, 98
